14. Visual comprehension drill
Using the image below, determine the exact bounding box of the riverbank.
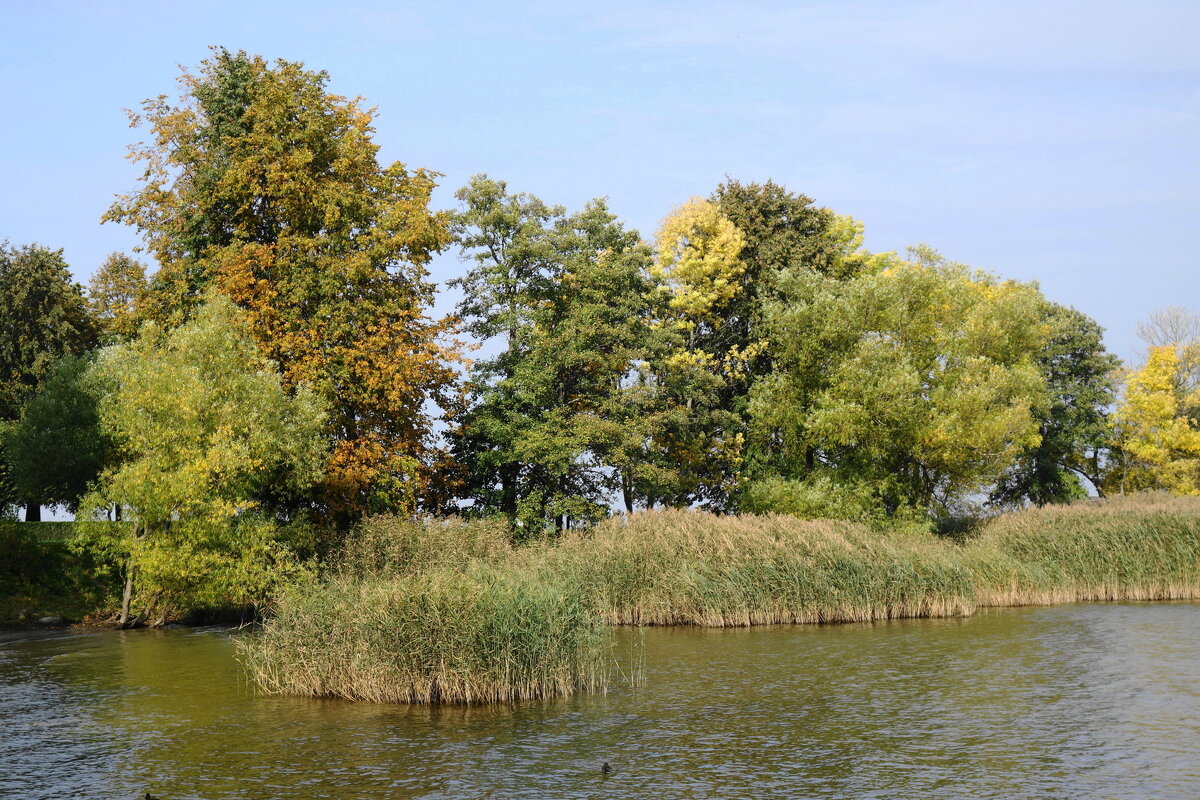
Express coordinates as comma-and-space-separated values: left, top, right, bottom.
244, 494, 1200, 703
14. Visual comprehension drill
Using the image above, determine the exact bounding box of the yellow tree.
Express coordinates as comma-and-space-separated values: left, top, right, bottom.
1108, 345, 1200, 495
87, 252, 148, 341
105, 49, 458, 526
641, 199, 748, 507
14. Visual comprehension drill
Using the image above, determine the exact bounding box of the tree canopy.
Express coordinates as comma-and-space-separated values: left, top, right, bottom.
79, 296, 328, 622
105, 47, 457, 525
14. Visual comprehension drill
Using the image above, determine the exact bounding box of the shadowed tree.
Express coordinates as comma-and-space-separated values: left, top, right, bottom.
0, 242, 98, 520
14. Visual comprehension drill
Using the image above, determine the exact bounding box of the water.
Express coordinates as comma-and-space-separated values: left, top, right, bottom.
2, 603, 1198, 799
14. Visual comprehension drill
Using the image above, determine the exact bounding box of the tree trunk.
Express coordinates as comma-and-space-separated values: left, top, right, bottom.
24, 501, 41, 522
129, 591, 162, 629
117, 560, 134, 628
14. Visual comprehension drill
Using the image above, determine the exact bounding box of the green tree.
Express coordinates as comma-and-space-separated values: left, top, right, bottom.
104, 48, 456, 526
0, 242, 99, 520
752, 247, 1047, 519
87, 252, 148, 342
4, 355, 112, 513
990, 303, 1120, 506
450, 176, 657, 531
79, 296, 327, 625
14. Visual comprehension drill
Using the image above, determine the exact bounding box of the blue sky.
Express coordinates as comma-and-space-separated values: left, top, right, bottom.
1, 0, 1196, 364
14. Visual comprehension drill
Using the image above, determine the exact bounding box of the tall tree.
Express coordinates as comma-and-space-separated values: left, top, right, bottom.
87, 252, 148, 341
79, 296, 327, 625
990, 303, 1120, 505
0, 242, 98, 520
450, 176, 656, 531
104, 49, 456, 526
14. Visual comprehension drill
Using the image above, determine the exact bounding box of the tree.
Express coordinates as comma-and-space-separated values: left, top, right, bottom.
751, 247, 1048, 518
104, 48, 457, 526
4, 354, 113, 513
87, 252, 148, 341
990, 303, 1121, 505
450, 176, 657, 531
1135, 306, 1200, 419
79, 296, 327, 625
641, 198, 748, 508
0, 242, 99, 520
1106, 344, 1200, 495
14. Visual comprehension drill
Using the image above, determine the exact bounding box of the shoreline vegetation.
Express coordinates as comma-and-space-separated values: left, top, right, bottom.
239, 493, 1199, 704
3, 50, 1199, 707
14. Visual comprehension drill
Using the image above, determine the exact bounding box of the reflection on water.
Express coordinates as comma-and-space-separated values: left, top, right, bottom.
2, 603, 1198, 799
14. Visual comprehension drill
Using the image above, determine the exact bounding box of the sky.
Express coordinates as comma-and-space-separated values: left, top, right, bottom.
1, 0, 1197, 364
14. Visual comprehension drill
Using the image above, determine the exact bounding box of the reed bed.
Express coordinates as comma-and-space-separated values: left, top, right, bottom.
242, 566, 607, 704
536, 510, 977, 625
244, 493, 1200, 705
963, 494, 1200, 607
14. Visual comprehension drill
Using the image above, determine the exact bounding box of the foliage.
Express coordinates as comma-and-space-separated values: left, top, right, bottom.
1106, 345, 1200, 495
87, 252, 148, 342
990, 303, 1120, 505
78, 296, 327, 618
652, 198, 746, 327
4, 354, 113, 512
104, 47, 457, 524
0, 242, 98, 421
753, 247, 1048, 517
739, 475, 925, 527
450, 176, 658, 530
0, 521, 119, 621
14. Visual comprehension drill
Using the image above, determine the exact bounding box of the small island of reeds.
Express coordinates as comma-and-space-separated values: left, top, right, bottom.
241, 493, 1200, 704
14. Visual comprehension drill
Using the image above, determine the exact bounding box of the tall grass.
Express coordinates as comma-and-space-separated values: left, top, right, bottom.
534, 510, 975, 625
964, 493, 1200, 606
241, 518, 608, 704
538, 495, 1200, 626
244, 493, 1200, 704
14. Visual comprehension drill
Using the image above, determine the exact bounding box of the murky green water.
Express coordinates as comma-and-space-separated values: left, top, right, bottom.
2, 603, 1198, 799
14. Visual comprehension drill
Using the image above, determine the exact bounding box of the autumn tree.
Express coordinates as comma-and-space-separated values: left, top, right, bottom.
87, 252, 148, 341
640, 198, 749, 508
1106, 344, 1200, 495
104, 48, 456, 527
79, 296, 327, 625
0, 242, 99, 520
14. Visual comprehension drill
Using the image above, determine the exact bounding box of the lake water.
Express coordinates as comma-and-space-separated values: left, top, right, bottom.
2, 602, 1198, 799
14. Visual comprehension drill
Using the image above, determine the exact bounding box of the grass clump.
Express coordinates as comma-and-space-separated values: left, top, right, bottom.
242, 519, 608, 704
537, 509, 975, 626
964, 493, 1200, 606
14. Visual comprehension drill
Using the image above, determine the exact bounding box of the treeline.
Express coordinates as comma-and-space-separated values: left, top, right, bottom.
2, 49, 1199, 622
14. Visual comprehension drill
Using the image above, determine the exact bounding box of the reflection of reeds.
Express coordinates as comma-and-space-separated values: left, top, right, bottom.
243, 493, 1200, 704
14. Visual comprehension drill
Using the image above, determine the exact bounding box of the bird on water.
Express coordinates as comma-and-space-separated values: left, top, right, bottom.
601, 762, 612, 774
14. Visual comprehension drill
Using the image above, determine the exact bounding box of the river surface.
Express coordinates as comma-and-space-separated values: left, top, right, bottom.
2, 602, 1199, 799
